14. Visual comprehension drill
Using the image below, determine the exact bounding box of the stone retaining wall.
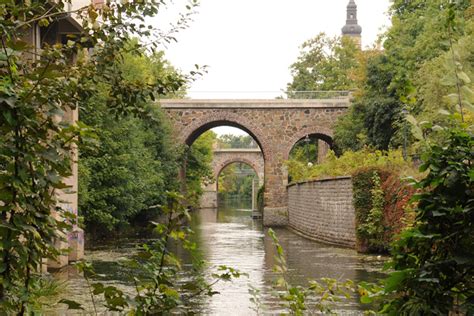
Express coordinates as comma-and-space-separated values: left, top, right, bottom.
287, 177, 356, 248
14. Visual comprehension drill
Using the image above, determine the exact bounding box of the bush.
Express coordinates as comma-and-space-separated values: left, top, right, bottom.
286, 148, 412, 183
381, 173, 416, 245
352, 167, 416, 254
352, 168, 390, 253
378, 128, 474, 314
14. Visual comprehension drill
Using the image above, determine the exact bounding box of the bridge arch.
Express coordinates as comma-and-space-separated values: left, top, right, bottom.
200, 149, 265, 209
215, 156, 264, 188
177, 112, 269, 160
284, 127, 334, 161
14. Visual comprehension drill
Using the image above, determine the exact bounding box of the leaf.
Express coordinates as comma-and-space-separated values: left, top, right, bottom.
360, 295, 373, 304
38, 18, 49, 27
410, 125, 424, 141
384, 270, 409, 292
2, 111, 15, 125
462, 100, 474, 111
461, 86, 474, 101
458, 71, 471, 84
59, 299, 84, 310
405, 114, 418, 126
445, 93, 460, 105
438, 109, 451, 116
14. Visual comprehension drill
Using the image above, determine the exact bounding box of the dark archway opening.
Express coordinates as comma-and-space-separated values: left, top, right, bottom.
287, 133, 333, 183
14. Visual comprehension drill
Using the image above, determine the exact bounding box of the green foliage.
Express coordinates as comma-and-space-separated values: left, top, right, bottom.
218, 163, 257, 200
216, 134, 258, 149
286, 33, 359, 97
286, 148, 410, 183
356, 171, 386, 252
289, 139, 318, 163
71, 192, 244, 314
360, 25, 474, 309
333, 1, 472, 152
414, 21, 474, 133
186, 131, 216, 207
265, 229, 355, 315
0, 0, 197, 312
79, 106, 179, 236
78, 51, 182, 237
333, 102, 368, 153
361, 128, 474, 315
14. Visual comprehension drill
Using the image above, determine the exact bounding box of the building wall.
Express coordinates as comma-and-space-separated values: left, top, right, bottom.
287, 177, 356, 248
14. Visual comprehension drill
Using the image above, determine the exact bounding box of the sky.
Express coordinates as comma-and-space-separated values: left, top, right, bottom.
155, 0, 392, 135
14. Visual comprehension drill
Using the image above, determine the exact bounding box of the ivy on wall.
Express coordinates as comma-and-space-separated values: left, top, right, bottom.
352, 167, 415, 253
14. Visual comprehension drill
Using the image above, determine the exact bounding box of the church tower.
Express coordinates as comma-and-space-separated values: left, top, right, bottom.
341, 0, 362, 47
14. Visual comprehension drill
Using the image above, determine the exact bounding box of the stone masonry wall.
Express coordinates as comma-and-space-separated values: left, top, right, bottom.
287, 177, 355, 248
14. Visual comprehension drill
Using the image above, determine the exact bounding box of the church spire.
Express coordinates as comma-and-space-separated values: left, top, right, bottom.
342, 0, 362, 46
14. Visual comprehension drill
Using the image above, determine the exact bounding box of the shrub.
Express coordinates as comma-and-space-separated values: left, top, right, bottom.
381, 174, 416, 245
382, 129, 474, 314
352, 167, 390, 253
352, 167, 416, 254
286, 148, 412, 183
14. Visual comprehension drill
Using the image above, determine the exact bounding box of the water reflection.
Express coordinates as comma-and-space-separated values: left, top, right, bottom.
49, 199, 385, 315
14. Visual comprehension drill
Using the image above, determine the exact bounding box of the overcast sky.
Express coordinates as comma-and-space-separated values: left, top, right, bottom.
156, 0, 392, 135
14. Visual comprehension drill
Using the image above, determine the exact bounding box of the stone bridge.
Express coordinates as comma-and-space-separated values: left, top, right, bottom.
201, 148, 264, 209
160, 99, 350, 226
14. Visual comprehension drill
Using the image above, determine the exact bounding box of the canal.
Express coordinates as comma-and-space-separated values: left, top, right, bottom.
49, 199, 385, 315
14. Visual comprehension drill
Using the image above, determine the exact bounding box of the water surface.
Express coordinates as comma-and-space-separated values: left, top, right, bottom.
49, 199, 385, 315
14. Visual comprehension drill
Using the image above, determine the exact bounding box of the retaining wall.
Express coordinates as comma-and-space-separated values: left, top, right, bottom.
287, 176, 356, 248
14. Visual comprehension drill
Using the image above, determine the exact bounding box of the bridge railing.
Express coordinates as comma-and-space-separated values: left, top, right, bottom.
183, 91, 352, 100
283, 90, 351, 99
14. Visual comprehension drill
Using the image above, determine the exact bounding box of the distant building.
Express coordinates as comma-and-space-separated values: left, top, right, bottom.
341, 0, 362, 47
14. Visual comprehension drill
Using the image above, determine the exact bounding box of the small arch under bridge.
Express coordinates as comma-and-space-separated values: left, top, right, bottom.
201, 148, 264, 209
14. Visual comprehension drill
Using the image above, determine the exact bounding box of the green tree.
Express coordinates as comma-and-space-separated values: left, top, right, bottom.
0, 0, 196, 311
216, 134, 258, 149
186, 131, 216, 207
78, 48, 183, 237
360, 6, 474, 311
335, 0, 472, 151
218, 163, 256, 200
286, 33, 359, 98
